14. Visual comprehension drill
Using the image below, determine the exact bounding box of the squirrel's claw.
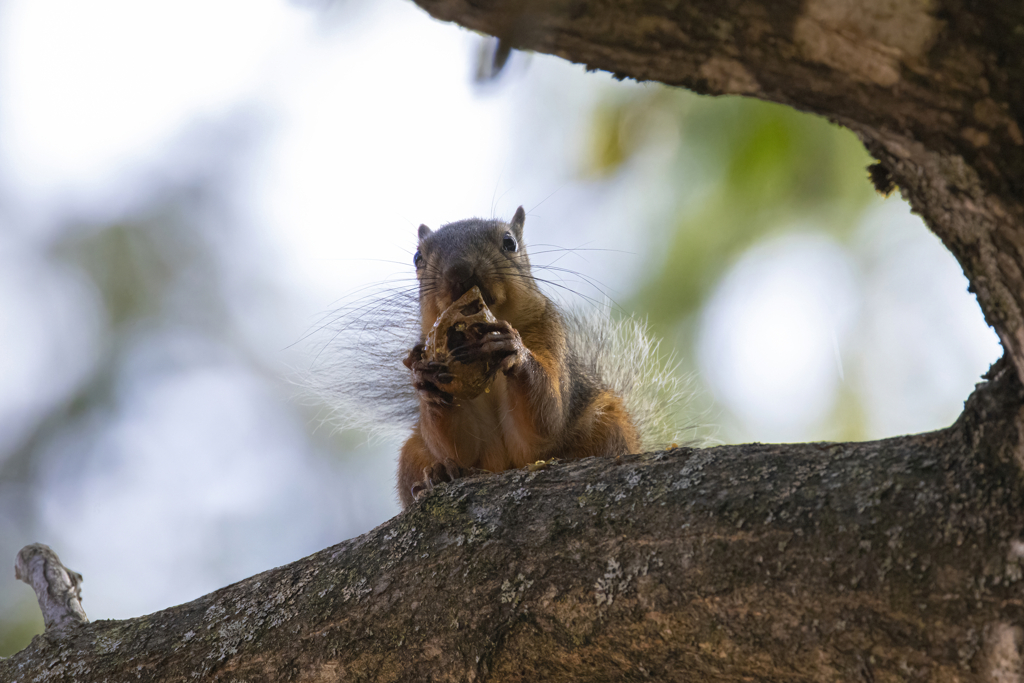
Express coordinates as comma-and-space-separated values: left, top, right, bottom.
406, 344, 456, 405
449, 321, 524, 370
403, 343, 426, 370
415, 380, 454, 406
411, 458, 465, 501
468, 320, 515, 338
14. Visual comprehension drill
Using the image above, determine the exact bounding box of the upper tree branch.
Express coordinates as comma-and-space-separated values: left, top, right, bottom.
412, 0, 1024, 388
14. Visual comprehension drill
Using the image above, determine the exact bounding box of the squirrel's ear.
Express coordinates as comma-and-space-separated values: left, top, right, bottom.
510, 206, 526, 240
418, 224, 432, 241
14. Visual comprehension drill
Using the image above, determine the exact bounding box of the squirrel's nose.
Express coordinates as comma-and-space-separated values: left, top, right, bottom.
444, 262, 477, 301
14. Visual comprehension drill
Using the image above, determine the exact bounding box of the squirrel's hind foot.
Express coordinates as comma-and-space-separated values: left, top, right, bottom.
410, 459, 489, 502
411, 458, 464, 501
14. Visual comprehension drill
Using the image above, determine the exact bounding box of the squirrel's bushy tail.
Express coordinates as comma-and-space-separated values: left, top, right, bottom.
306, 290, 709, 449
562, 305, 709, 450
303, 286, 420, 442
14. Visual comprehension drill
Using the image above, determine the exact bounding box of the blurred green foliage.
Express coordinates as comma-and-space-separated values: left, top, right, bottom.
0, 602, 43, 657
585, 88, 878, 331
582, 86, 887, 443
0, 198, 241, 657
69, 222, 174, 328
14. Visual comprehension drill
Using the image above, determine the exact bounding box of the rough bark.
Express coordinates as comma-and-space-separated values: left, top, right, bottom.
2, 359, 1023, 681
6, 0, 1024, 680
15, 545, 89, 633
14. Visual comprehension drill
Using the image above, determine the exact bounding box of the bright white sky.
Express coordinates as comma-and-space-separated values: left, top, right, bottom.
0, 0, 514, 290
0, 0, 646, 620
0, 0, 299, 192
0, 0, 1002, 625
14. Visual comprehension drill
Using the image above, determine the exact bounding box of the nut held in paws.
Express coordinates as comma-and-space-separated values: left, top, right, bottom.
424, 286, 499, 399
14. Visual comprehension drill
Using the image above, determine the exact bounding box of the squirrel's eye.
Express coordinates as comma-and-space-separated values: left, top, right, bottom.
502, 232, 518, 253
413, 250, 422, 268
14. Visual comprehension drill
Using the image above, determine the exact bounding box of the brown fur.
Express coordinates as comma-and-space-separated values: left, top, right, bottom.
397, 208, 640, 508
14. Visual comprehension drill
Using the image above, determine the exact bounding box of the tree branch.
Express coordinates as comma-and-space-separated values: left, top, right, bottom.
3, 360, 1024, 680
14, 544, 89, 633
412, 0, 1024, 388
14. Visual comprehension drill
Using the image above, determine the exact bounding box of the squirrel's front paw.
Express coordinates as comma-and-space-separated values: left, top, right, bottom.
405, 345, 456, 406
449, 320, 524, 373
402, 343, 426, 370
410, 458, 465, 501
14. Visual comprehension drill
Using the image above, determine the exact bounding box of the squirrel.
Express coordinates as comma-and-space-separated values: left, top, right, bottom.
397, 206, 643, 508
309, 206, 700, 509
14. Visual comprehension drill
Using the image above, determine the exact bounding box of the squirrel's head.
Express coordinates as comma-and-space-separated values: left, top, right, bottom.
414, 206, 542, 333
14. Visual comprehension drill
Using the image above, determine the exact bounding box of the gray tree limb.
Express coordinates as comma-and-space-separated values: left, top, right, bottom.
14, 544, 89, 633
2, 360, 1023, 681
5, 0, 1024, 680
413, 0, 1024, 390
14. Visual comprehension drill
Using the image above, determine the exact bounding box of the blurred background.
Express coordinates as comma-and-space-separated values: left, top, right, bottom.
0, 0, 1001, 654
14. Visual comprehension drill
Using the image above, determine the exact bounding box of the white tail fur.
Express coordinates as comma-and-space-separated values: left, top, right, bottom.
306, 291, 707, 449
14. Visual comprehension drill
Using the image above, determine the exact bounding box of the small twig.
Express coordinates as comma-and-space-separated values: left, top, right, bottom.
15, 544, 89, 632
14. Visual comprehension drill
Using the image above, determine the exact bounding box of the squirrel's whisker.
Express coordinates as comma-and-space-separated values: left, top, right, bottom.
304, 206, 706, 509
